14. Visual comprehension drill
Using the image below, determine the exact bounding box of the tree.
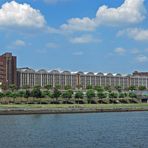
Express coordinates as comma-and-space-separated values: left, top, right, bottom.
138, 86, 146, 91
0, 92, 4, 98
97, 92, 107, 99
24, 90, 31, 98
62, 90, 73, 99
55, 84, 61, 89
75, 91, 83, 99
129, 92, 137, 98
86, 85, 93, 89
128, 86, 137, 91
94, 85, 104, 92
17, 91, 25, 97
86, 89, 95, 103
44, 84, 52, 91
31, 87, 42, 98
115, 86, 122, 93
52, 88, 61, 101
119, 93, 125, 98
109, 92, 118, 98
9, 84, 16, 92
104, 85, 112, 92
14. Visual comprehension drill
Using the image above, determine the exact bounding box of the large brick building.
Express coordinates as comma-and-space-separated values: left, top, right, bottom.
0, 52, 17, 88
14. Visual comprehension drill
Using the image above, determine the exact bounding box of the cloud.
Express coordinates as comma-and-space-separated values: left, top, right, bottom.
117, 28, 148, 41
70, 35, 100, 44
136, 55, 148, 63
13, 40, 26, 47
61, 0, 146, 32
114, 47, 126, 55
61, 17, 97, 31
0, 1, 46, 29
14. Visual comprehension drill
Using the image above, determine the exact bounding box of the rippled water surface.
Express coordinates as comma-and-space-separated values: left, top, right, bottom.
0, 112, 148, 148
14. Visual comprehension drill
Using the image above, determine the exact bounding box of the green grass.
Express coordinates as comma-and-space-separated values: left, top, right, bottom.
0, 103, 147, 109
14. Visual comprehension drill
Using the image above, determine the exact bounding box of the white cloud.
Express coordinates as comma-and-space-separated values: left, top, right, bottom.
136, 55, 148, 62
61, 0, 146, 31
13, 40, 26, 47
61, 17, 97, 31
114, 47, 126, 55
95, 0, 145, 25
118, 28, 148, 41
70, 35, 100, 44
0, 1, 46, 28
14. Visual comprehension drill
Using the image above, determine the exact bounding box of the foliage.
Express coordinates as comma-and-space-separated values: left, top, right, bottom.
86, 85, 93, 89
44, 85, 52, 90
97, 92, 107, 99
31, 88, 42, 98
0, 92, 4, 98
129, 92, 137, 98
109, 92, 118, 98
75, 91, 83, 99
24, 90, 31, 98
62, 90, 73, 99
138, 86, 146, 91
128, 86, 137, 91
104, 85, 112, 92
52, 88, 61, 99
115, 86, 122, 92
9, 84, 16, 92
86, 89, 95, 99
94, 86, 104, 92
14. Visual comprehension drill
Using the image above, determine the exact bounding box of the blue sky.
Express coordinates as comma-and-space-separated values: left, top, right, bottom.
0, 0, 148, 74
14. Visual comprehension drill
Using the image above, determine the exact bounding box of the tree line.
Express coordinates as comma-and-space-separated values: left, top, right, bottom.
0, 84, 146, 104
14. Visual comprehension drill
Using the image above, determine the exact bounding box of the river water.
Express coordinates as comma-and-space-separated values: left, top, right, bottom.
0, 112, 148, 148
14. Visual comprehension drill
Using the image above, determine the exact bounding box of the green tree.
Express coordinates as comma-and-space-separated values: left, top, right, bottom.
52, 88, 61, 101
128, 86, 137, 91
17, 91, 25, 97
138, 86, 146, 91
44, 84, 52, 91
9, 84, 16, 92
119, 93, 125, 98
94, 86, 104, 92
115, 86, 122, 93
86, 89, 95, 103
62, 90, 73, 99
97, 92, 107, 99
104, 85, 112, 92
75, 91, 83, 99
86, 85, 93, 89
55, 84, 61, 89
31, 87, 42, 98
129, 92, 137, 98
109, 92, 118, 98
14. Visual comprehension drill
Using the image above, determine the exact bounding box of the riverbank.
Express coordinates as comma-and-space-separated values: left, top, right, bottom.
0, 104, 148, 115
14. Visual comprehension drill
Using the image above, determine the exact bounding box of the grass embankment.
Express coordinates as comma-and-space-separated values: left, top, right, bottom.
0, 103, 148, 110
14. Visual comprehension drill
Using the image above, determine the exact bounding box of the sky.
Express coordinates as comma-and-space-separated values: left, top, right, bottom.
0, 0, 148, 74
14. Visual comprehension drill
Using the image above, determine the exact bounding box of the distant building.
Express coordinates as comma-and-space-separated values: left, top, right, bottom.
1, 52, 148, 90
0, 52, 17, 88
17, 68, 148, 89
